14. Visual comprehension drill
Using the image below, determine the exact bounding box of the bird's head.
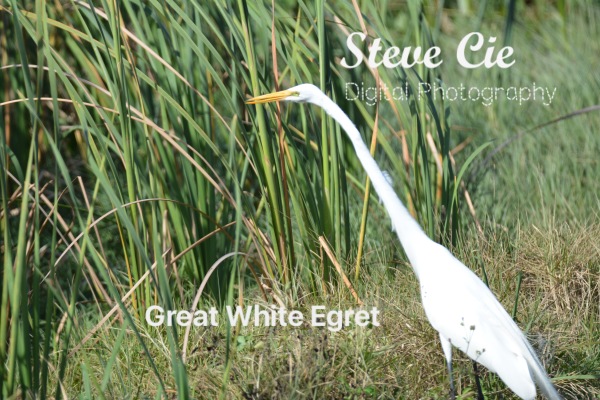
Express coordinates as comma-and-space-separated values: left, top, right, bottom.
246, 83, 324, 105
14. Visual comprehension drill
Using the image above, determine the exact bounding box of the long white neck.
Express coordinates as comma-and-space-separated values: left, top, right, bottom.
310, 94, 434, 274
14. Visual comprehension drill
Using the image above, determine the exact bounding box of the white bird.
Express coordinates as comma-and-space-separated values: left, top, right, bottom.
247, 83, 561, 400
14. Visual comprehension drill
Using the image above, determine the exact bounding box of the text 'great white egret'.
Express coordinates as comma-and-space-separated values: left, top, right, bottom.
247, 83, 561, 400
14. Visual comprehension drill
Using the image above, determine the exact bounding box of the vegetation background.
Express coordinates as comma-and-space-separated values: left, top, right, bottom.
0, 0, 598, 398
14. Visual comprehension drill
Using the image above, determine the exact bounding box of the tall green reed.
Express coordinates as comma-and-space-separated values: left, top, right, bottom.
0, 0, 493, 396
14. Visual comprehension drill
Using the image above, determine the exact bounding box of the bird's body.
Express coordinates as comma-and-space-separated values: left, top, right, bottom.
418, 242, 537, 399
247, 83, 561, 400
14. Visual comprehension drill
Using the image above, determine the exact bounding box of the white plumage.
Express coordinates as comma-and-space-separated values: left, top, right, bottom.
247, 84, 561, 399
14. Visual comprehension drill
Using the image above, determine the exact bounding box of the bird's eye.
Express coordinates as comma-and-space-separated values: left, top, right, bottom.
292, 92, 300, 96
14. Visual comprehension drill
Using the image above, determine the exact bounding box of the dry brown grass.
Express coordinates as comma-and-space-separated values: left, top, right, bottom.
193, 222, 597, 399
58, 221, 598, 399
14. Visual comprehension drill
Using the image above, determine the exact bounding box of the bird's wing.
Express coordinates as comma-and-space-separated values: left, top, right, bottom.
419, 252, 538, 398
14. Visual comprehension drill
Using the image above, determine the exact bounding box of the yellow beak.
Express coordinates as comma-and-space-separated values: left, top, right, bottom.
246, 89, 296, 104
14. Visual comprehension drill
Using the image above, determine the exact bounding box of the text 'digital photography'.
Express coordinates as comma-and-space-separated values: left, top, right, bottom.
1, 1, 599, 399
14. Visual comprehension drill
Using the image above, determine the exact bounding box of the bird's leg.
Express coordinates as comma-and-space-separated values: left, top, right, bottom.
440, 334, 455, 400
471, 361, 484, 400
447, 359, 456, 400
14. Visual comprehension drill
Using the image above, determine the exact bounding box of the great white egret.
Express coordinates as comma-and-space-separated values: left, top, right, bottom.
247, 83, 561, 400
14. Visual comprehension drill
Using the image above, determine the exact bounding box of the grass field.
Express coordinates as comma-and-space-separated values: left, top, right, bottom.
1, 0, 599, 399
